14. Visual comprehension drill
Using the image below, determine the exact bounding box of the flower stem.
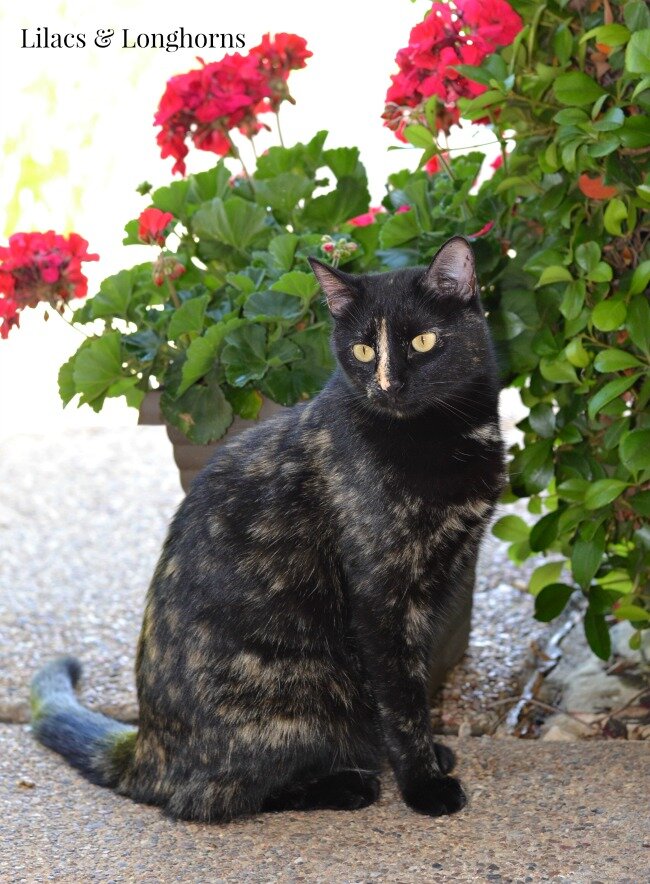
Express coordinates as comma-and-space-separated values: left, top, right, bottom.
275, 111, 286, 148
225, 132, 251, 179
50, 300, 90, 337
165, 277, 181, 310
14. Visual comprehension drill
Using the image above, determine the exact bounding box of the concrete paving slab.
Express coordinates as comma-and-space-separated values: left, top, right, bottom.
2, 725, 648, 883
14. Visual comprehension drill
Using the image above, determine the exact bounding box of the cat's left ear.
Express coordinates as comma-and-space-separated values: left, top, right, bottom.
308, 258, 358, 318
423, 236, 477, 302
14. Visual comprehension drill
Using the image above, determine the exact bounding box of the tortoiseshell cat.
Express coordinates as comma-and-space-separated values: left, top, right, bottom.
32, 236, 504, 821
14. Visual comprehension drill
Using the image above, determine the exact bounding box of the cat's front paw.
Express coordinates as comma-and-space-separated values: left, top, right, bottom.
434, 741, 456, 775
401, 775, 467, 817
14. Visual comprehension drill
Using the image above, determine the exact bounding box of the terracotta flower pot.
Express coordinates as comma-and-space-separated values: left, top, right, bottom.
138, 390, 285, 493
138, 389, 474, 693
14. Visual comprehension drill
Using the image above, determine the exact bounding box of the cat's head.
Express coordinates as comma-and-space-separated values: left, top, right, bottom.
309, 236, 495, 418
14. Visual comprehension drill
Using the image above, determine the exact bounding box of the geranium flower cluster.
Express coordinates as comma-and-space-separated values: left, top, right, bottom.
0, 231, 98, 339
155, 33, 312, 175
383, 0, 522, 139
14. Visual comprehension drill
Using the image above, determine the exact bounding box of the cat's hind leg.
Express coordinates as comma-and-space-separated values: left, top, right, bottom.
262, 768, 380, 813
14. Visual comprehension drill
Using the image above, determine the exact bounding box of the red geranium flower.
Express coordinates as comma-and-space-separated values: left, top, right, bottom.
382, 0, 522, 142
138, 208, 175, 246
155, 33, 311, 175
0, 230, 98, 337
347, 207, 384, 227
0, 296, 20, 339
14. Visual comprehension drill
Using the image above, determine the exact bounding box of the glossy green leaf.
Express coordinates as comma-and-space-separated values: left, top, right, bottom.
554, 72, 606, 106
588, 375, 639, 420
529, 560, 565, 595
530, 509, 561, 551
584, 607, 611, 660
592, 299, 626, 331
535, 583, 574, 621
625, 29, 650, 74
626, 297, 650, 354
537, 265, 573, 286
593, 349, 643, 372
584, 479, 628, 510
603, 198, 627, 236
572, 528, 605, 588
620, 429, 650, 474
492, 514, 529, 542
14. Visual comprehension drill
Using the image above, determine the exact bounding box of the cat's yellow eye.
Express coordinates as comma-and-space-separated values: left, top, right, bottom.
353, 343, 375, 363
411, 331, 437, 353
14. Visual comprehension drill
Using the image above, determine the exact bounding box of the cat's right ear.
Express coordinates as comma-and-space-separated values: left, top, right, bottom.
308, 258, 357, 318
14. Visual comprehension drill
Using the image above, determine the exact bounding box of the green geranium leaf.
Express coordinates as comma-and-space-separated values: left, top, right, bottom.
175, 321, 241, 398
271, 271, 320, 301
268, 234, 299, 272
58, 354, 77, 406
302, 177, 370, 227
225, 387, 263, 420
91, 270, 133, 320
402, 124, 434, 149
192, 196, 269, 250
72, 332, 123, 404
221, 324, 268, 387
254, 173, 314, 218
161, 372, 233, 444
267, 338, 303, 367
167, 294, 209, 340
243, 290, 304, 322
379, 210, 422, 249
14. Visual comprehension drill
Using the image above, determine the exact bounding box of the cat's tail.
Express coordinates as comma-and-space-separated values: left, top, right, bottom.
30, 657, 137, 788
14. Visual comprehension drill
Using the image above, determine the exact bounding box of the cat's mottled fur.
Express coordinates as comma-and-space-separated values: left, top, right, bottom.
32, 236, 505, 821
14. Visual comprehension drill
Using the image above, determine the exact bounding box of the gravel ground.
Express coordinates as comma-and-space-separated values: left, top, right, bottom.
1, 425, 550, 729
